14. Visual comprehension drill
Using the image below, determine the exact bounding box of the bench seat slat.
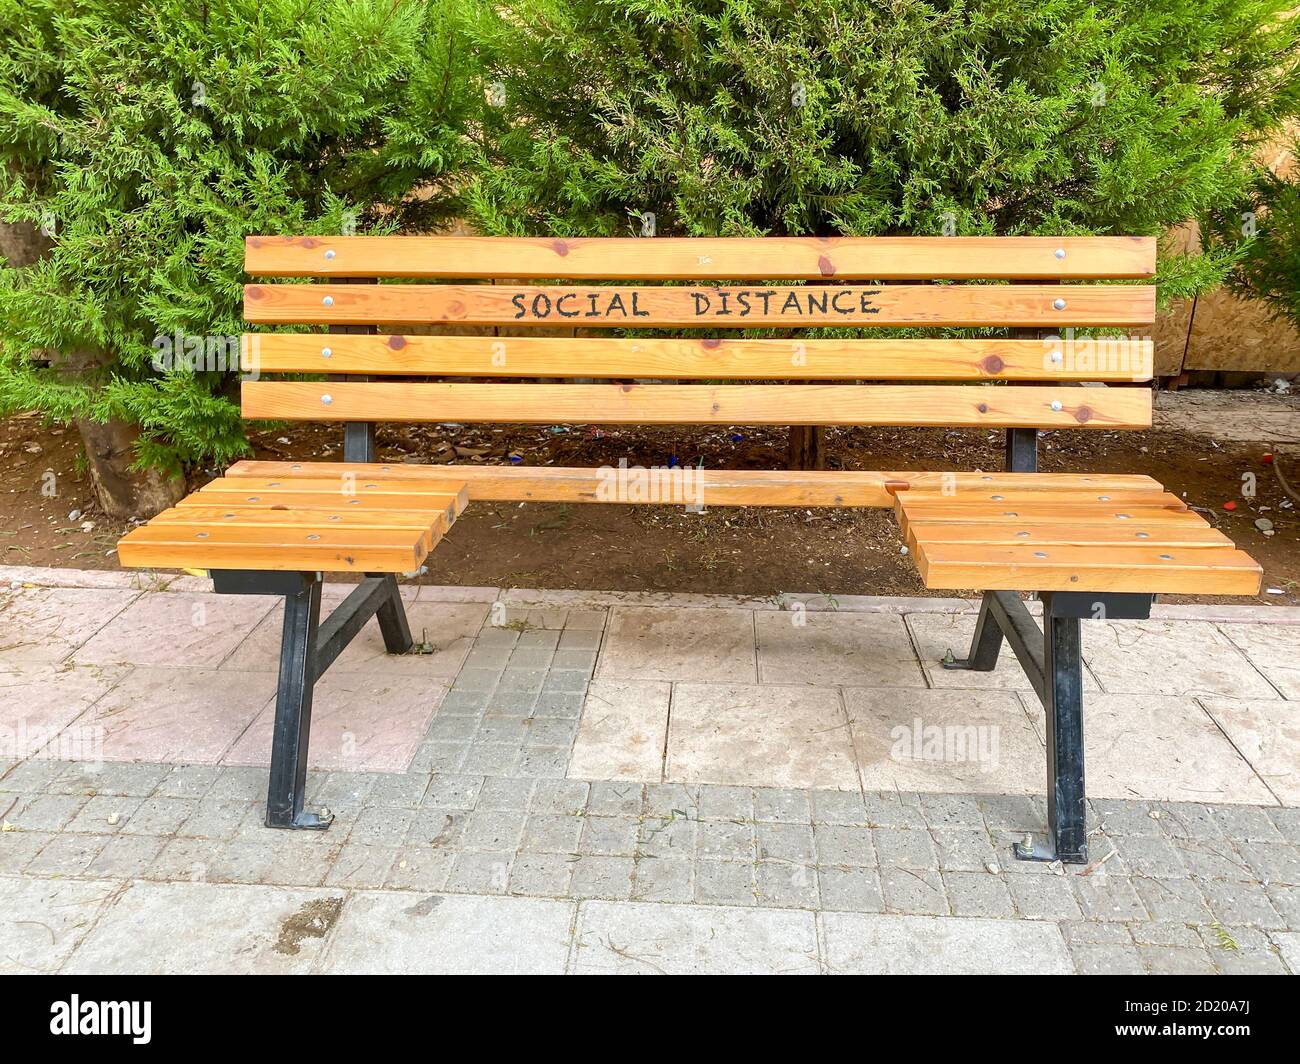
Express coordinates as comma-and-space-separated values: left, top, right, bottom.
240, 381, 1153, 430
912, 542, 1262, 595
148, 505, 451, 536
244, 235, 1157, 281
243, 282, 1156, 328
246, 334, 1154, 383
903, 520, 1235, 549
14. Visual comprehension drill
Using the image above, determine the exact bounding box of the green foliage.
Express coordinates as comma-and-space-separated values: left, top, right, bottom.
0, 0, 477, 473
1208, 152, 1300, 329
468, 0, 1300, 303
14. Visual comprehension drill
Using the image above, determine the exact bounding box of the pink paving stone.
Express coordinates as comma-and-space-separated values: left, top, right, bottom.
61, 667, 277, 764
0, 587, 140, 664
70, 591, 276, 668
0, 664, 127, 757
219, 599, 485, 678
222, 673, 446, 773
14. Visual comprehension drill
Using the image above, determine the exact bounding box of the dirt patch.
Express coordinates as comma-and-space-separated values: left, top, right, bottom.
2, 410, 1296, 605
273, 896, 343, 956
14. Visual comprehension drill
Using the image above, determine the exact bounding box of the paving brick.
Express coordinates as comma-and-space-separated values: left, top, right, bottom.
406, 808, 466, 849
475, 777, 534, 811
1209, 804, 1285, 843
752, 788, 812, 824
697, 820, 754, 861
632, 857, 693, 903
384, 847, 455, 892
863, 792, 927, 829
1129, 921, 1203, 948
756, 861, 817, 909
146, 838, 216, 882
1200, 878, 1285, 929
919, 793, 984, 828
637, 816, 696, 860
460, 808, 528, 851
932, 827, 999, 873
533, 691, 585, 718
410, 742, 465, 773
1197, 924, 1290, 974
1007, 874, 1083, 921
1090, 798, 1162, 837
521, 813, 582, 853
1112, 834, 1188, 879
880, 867, 947, 916
698, 785, 753, 822
1239, 842, 1300, 886
976, 794, 1045, 832
1268, 806, 1300, 844
872, 827, 938, 871
1170, 837, 1253, 881
579, 816, 639, 857
8, 792, 90, 832
85, 834, 167, 878
0, 830, 52, 873
1058, 920, 1134, 945
461, 743, 523, 776
151, 764, 221, 799
1266, 884, 1300, 928
1133, 876, 1213, 923
531, 779, 590, 815
1138, 944, 1217, 974
817, 866, 885, 912
943, 871, 1014, 918
695, 859, 756, 906
445, 850, 512, 894
586, 781, 643, 817
348, 807, 416, 847
1071, 876, 1148, 921
756, 822, 815, 865
569, 854, 633, 900
814, 824, 875, 866
121, 796, 197, 836
811, 790, 868, 825
85, 762, 173, 797
508, 852, 575, 897
1157, 802, 1227, 841
25, 832, 109, 876
424, 773, 483, 810
515, 747, 570, 779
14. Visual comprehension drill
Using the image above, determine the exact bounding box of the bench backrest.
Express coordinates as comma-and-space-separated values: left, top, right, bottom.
240, 235, 1156, 450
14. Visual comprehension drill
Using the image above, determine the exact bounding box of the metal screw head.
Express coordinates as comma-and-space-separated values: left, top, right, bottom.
1021, 832, 1034, 851
321, 347, 332, 359
195, 532, 209, 539
1135, 531, 1150, 538
321, 393, 333, 405
1116, 513, 1131, 520
322, 295, 334, 306
306, 534, 320, 541
1054, 248, 1066, 259
1016, 530, 1030, 538
1052, 297, 1066, 310
1033, 551, 1048, 558
1158, 553, 1174, 560
1050, 400, 1063, 412
991, 494, 1004, 501
324, 249, 336, 260
1098, 495, 1110, 501
1050, 350, 1063, 363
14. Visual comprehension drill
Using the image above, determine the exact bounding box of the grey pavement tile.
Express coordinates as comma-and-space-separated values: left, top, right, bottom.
0, 877, 120, 974
460, 808, 528, 851
822, 912, 1070, 974
1111, 834, 1189, 879
579, 816, 639, 857
1266, 884, 1300, 928
863, 792, 928, 829
385, 848, 455, 892
515, 747, 570, 779
573, 900, 818, 975
69, 881, 341, 974
1133, 876, 1213, 923
813, 824, 875, 866
919, 793, 984, 828
756, 861, 818, 909
637, 816, 697, 860
121, 796, 198, 836
475, 777, 535, 811
445, 851, 513, 895
632, 857, 694, 903
932, 827, 999, 873
1069, 943, 1144, 974
586, 781, 643, 817
322, 843, 397, 889
405, 808, 466, 849
1198, 924, 1290, 974
817, 866, 885, 912
1138, 944, 1217, 974
880, 867, 948, 916
348, 807, 416, 847
150, 764, 222, 799
1239, 842, 1300, 885
871, 827, 938, 871
321, 893, 572, 975
1210, 804, 1285, 843
1070, 876, 1148, 922
697, 820, 755, 861
756, 822, 816, 865
1058, 920, 1134, 945
25, 832, 110, 877
942, 871, 1015, 918
753, 788, 812, 824
0, 829, 53, 874
698, 785, 754, 822
531, 779, 590, 815
7, 792, 90, 832
1007, 874, 1083, 921
85, 834, 167, 879
644, 783, 699, 819
568, 855, 634, 900
1199, 878, 1286, 929
520, 813, 583, 854
695, 859, 756, 906
811, 790, 868, 825
424, 773, 484, 810
83, 762, 173, 797
1090, 798, 1162, 837
508, 852, 576, 897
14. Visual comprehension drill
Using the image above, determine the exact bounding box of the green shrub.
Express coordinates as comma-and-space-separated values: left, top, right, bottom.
0, 0, 476, 509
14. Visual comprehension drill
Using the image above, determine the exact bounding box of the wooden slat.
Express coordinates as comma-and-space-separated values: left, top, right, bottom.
180, 490, 461, 513
903, 520, 1234, 549
246, 333, 1154, 382
913, 542, 1262, 595
245, 235, 1157, 280
192, 476, 467, 515
227, 462, 1164, 509
117, 523, 434, 573
899, 489, 1180, 508
243, 283, 1156, 328
898, 501, 1194, 524
240, 381, 1153, 429
147, 505, 449, 542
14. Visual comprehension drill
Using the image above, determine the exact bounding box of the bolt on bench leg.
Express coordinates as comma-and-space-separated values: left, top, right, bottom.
943, 592, 1004, 671
266, 576, 330, 830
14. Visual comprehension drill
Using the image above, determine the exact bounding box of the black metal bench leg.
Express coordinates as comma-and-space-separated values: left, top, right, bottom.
369, 573, 414, 654
1015, 612, 1088, 864
265, 576, 332, 830
943, 592, 1004, 672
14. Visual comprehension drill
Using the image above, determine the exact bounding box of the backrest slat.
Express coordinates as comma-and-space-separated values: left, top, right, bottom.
245, 235, 1156, 280
246, 334, 1153, 382
244, 282, 1156, 328
240, 381, 1153, 430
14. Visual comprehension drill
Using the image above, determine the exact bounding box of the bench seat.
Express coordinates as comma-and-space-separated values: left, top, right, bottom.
116, 473, 467, 573
896, 486, 1261, 594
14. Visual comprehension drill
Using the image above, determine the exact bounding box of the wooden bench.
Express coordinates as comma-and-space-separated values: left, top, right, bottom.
118, 235, 1261, 863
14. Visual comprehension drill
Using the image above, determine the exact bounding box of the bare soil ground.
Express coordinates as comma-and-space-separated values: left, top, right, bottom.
3, 399, 1296, 606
